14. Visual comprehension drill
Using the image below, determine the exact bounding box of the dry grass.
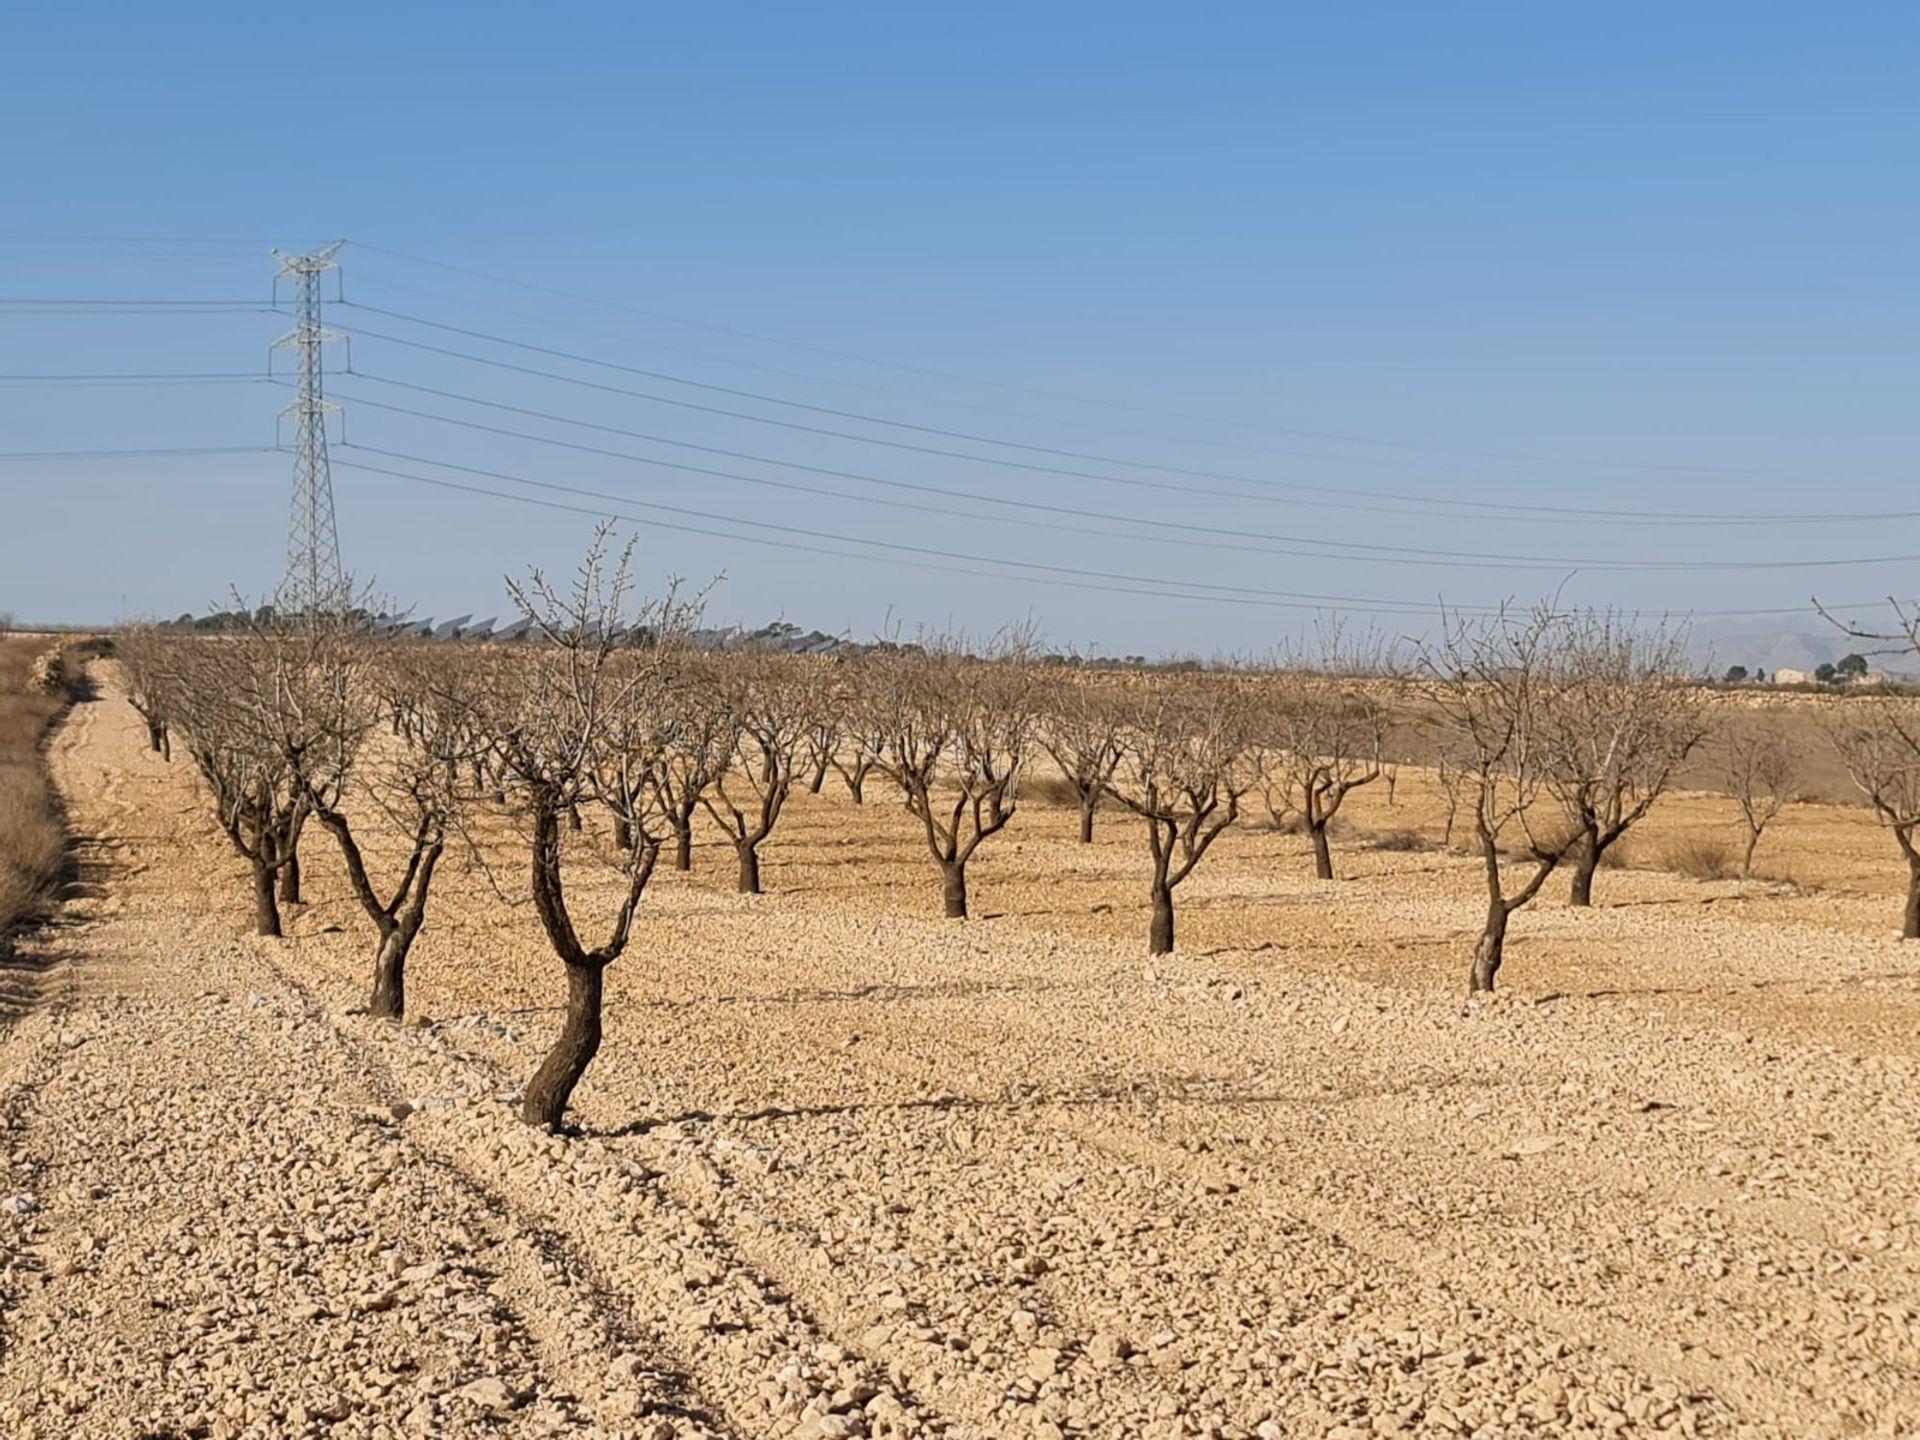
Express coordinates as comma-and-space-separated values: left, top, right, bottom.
0, 638, 75, 936
1358, 826, 1433, 852
1658, 832, 1737, 881
1021, 772, 1099, 809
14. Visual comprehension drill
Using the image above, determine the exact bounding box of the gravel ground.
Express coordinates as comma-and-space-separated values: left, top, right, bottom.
2, 671, 1917, 1438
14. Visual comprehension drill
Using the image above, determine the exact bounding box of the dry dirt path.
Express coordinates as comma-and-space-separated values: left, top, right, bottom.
0, 680, 747, 1440
7, 674, 1920, 1439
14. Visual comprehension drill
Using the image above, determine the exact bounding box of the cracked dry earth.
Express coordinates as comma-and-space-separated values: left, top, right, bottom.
3, 673, 1919, 1439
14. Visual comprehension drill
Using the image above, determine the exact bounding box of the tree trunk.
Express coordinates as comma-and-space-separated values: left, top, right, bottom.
809, 758, 828, 794
279, 845, 302, 905
1310, 821, 1334, 881
568, 803, 583, 833
675, 822, 694, 872
1079, 793, 1096, 844
1567, 827, 1600, 907
252, 861, 282, 939
368, 926, 407, 1020
1906, 857, 1920, 940
613, 815, 633, 853
1148, 881, 1175, 955
849, 771, 866, 805
1470, 901, 1509, 992
520, 960, 604, 1130
941, 860, 968, 919
737, 843, 761, 894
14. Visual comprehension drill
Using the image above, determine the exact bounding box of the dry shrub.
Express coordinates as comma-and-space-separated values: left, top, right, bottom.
1596, 840, 1639, 871
1023, 773, 1103, 809
1263, 810, 1356, 840
1660, 833, 1735, 882
0, 638, 75, 934
1362, 827, 1431, 852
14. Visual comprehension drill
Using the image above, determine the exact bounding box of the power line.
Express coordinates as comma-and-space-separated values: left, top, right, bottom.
329, 378, 1920, 575
0, 232, 277, 246
328, 446, 1867, 624
0, 296, 266, 306
0, 372, 269, 387
332, 305, 1908, 528
329, 395, 1549, 575
330, 447, 1504, 618
0, 445, 280, 461
348, 239, 1792, 480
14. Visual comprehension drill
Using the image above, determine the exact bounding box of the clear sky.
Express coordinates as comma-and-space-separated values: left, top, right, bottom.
2, 3, 1916, 654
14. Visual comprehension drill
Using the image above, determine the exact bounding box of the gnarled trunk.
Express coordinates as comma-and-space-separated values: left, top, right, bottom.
1310, 821, 1334, 881
368, 926, 407, 1020
1905, 855, 1920, 940
737, 843, 761, 894
251, 861, 282, 938
1148, 881, 1174, 955
1079, 792, 1096, 845
1470, 900, 1510, 992
942, 860, 968, 919
279, 844, 302, 905
521, 960, 604, 1130
848, 771, 867, 805
671, 802, 696, 871
1567, 825, 1601, 907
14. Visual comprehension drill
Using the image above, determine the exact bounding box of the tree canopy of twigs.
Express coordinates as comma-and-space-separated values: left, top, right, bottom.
1538, 612, 1708, 907
1104, 675, 1255, 955
1421, 604, 1585, 993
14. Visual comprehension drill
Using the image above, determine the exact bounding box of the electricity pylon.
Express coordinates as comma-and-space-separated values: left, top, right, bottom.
270, 241, 347, 616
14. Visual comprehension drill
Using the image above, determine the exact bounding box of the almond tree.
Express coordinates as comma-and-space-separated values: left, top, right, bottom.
1040, 674, 1125, 844
117, 623, 177, 759
307, 641, 479, 1019
1257, 672, 1388, 881
700, 654, 810, 894
475, 531, 699, 1129
1721, 713, 1795, 877
862, 637, 1036, 918
647, 655, 728, 872
1422, 605, 1585, 992
1105, 676, 1255, 954
1541, 612, 1708, 906
1827, 700, 1920, 938
166, 614, 361, 937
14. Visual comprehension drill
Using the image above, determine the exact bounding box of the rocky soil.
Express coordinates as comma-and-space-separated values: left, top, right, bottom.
1, 671, 1917, 1437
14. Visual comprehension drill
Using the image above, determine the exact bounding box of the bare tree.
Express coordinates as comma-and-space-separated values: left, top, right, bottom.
1541, 613, 1709, 906
1039, 674, 1125, 844
648, 655, 728, 872
1105, 676, 1255, 955
1721, 713, 1795, 877
307, 641, 480, 1019
829, 692, 888, 805
1422, 605, 1585, 992
474, 531, 699, 1129
699, 654, 810, 894
1827, 700, 1920, 938
861, 636, 1036, 918
1256, 671, 1388, 881
117, 623, 177, 759
169, 618, 358, 937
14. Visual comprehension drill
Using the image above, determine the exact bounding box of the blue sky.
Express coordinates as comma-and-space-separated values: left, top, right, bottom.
2, 3, 1916, 653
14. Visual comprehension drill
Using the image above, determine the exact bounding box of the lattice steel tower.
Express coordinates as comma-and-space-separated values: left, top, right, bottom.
270, 242, 347, 615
